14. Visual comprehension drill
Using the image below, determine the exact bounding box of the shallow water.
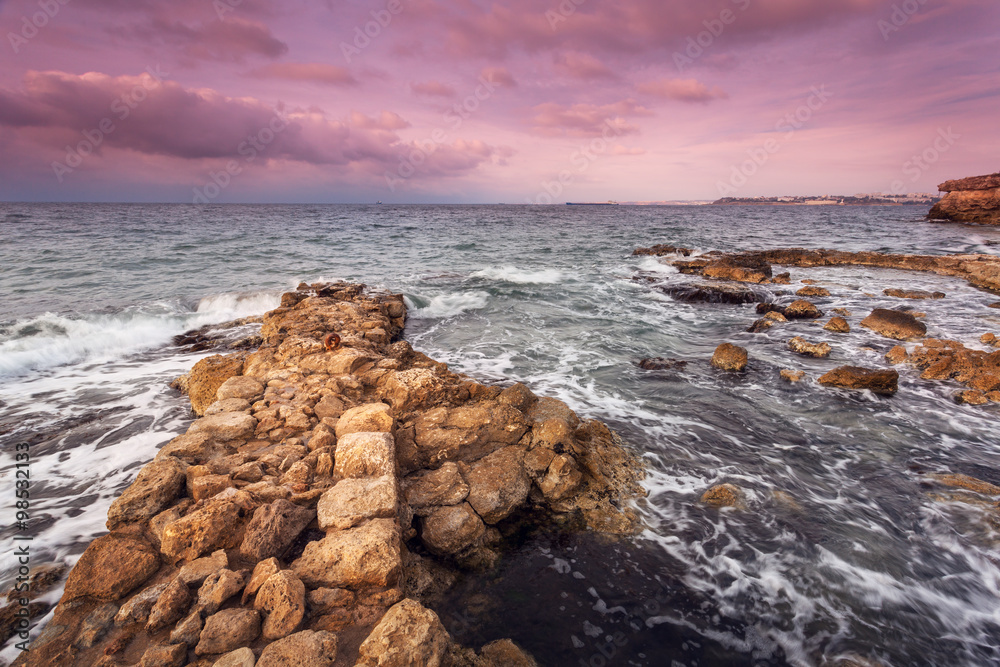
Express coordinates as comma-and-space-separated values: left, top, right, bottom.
1, 203, 999, 666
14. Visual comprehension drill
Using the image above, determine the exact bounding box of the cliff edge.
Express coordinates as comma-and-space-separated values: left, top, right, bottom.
928, 172, 1000, 225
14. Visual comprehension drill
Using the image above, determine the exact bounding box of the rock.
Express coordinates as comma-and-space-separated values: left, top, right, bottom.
833, 308, 852, 317
478, 639, 538, 666
243, 558, 281, 604
818, 366, 899, 395
711, 343, 748, 372
421, 503, 486, 556
188, 355, 245, 416
637, 357, 688, 371
356, 599, 450, 667
788, 337, 832, 358
824, 317, 850, 333
701, 483, 743, 508
412, 402, 530, 466
195, 609, 261, 656
107, 457, 188, 529
139, 643, 187, 667
335, 403, 394, 438
764, 311, 788, 322
772, 272, 791, 284
746, 318, 774, 334
497, 382, 538, 412
306, 588, 355, 615
334, 431, 396, 479
757, 303, 786, 316
191, 474, 233, 501
189, 412, 258, 442
205, 398, 252, 416
161, 492, 254, 563
62, 533, 160, 602
115, 582, 170, 626
178, 549, 230, 586
883, 288, 945, 300
241, 499, 316, 561
955, 390, 988, 405
75, 603, 118, 648
465, 446, 531, 524
784, 300, 824, 319
702, 257, 772, 284
982, 333, 999, 347
291, 518, 402, 589
217, 376, 265, 402
157, 432, 225, 465
256, 629, 338, 667
402, 463, 469, 514
928, 173, 1000, 225
213, 647, 256, 667
538, 454, 583, 501
170, 608, 203, 646
780, 370, 805, 383
885, 345, 908, 365
658, 282, 763, 304
796, 286, 830, 297
146, 576, 192, 632
197, 569, 246, 615
859, 309, 926, 340
932, 473, 1000, 495
317, 476, 397, 531
990, 302, 1000, 309
254, 570, 306, 640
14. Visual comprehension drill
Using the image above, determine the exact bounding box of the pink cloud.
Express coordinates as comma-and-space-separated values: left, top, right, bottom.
410, 81, 457, 98
480, 67, 518, 88
251, 63, 357, 86
108, 18, 287, 62
638, 78, 728, 103
529, 99, 652, 137
553, 52, 617, 80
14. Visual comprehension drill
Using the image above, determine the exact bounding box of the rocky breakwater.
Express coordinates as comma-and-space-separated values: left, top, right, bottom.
22, 282, 643, 667
928, 172, 1000, 225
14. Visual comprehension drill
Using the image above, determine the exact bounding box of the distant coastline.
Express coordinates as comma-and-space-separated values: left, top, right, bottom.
712, 194, 940, 206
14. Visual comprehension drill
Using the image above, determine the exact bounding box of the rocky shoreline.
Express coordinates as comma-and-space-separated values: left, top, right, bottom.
20, 283, 643, 666
928, 173, 1000, 225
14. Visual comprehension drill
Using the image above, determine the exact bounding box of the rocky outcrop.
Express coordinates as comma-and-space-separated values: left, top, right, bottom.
788, 337, 832, 358
818, 366, 899, 395
860, 309, 927, 341
928, 173, 1000, 225
905, 339, 1000, 397
25, 282, 642, 667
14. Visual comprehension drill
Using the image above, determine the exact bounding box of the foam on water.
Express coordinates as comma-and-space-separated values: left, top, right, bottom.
404, 291, 490, 319
470, 265, 571, 284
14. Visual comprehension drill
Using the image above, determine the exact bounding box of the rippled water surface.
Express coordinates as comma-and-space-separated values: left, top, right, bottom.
2, 203, 1000, 666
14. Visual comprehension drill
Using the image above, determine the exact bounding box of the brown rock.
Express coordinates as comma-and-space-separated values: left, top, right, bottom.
780, 370, 805, 383
478, 639, 539, 666
498, 382, 538, 412
824, 317, 850, 333
161, 492, 255, 563
982, 333, 999, 347
188, 355, 245, 416
307, 588, 355, 615
421, 503, 486, 556
115, 581, 170, 626
205, 398, 252, 416
334, 431, 396, 479
929, 174, 1000, 225
190, 474, 233, 501
883, 288, 945, 300
991, 302, 1000, 309
213, 647, 256, 667
243, 558, 281, 604
859, 309, 926, 340
138, 643, 187, 667
256, 629, 338, 667
169, 608, 202, 646
217, 376, 265, 402
189, 412, 258, 442
317, 476, 397, 531
818, 366, 899, 395
75, 602, 118, 648
885, 345, 908, 365
764, 311, 788, 322
291, 518, 402, 589
932, 473, 1000, 495
356, 599, 450, 667
784, 300, 824, 319
465, 446, 531, 524
196, 569, 246, 615
637, 357, 689, 370
403, 463, 469, 514
156, 432, 225, 465
241, 498, 316, 561
788, 337, 832, 358
195, 608, 261, 656
796, 286, 830, 297
988, 391, 1000, 403
62, 533, 160, 602
711, 343, 748, 372
178, 549, 229, 586
146, 576, 192, 632
746, 318, 774, 334
413, 402, 530, 466
107, 457, 188, 530
538, 454, 583, 501
701, 483, 744, 508
255, 570, 307, 640
335, 403, 395, 438
380, 368, 451, 413
955, 390, 988, 405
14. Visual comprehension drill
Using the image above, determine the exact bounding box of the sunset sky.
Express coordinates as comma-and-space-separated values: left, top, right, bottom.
0, 0, 997, 203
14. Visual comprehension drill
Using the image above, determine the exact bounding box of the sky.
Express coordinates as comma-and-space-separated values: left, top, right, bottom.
0, 0, 997, 203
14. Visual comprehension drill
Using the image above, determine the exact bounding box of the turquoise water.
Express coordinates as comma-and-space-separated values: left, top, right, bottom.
2, 204, 1000, 665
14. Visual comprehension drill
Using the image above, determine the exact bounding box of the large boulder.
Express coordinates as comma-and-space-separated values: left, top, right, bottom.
106, 456, 187, 529
240, 499, 316, 561
464, 446, 531, 524
195, 608, 261, 655
188, 355, 245, 416
334, 432, 397, 478
146, 576, 191, 632
161, 491, 255, 563
860, 309, 926, 340
335, 403, 395, 438
402, 463, 469, 515
216, 375, 264, 402
711, 344, 748, 372
818, 366, 899, 395
291, 518, 402, 589
413, 402, 529, 466
256, 629, 338, 667
356, 599, 451, 667
254, 570, 306, 640
62, 533, 160, 602
420, 503, 486, 556
784, 300, 824, 319
188, 412, 258, 442
317, 476, 398, 531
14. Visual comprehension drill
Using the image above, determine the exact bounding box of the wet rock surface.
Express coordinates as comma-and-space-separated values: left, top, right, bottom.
818, 366, 899, 395
711, 344, 748, 372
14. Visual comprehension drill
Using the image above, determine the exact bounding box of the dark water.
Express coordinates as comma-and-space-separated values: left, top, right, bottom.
2, 204, 1000, 666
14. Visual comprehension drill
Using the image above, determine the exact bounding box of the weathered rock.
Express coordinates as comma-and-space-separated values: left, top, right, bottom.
403, 463, 469, 515
982, 333, 999, 347
139, 643, 187, 667
161, 492, 255, 563
497, 382, 538, 412
217, 376, 265, 402
356, 599, 450, 667
107, 456, 188, 530
170, 607, 203, 645
115, 581, 170, 626
189, 355, 245, 416
658, 282, 763, 304
191, 474, 234, 501
421, 503, 486, 556
240, 499, 316, 561
824, 317, 850, 333
818, 366, 899, 395
859, 309, 927, 340
538, 454, 583, 501
465, 446, 531, 524
711, 343, 748, 372
885, 345, 908, 365
307, 587, 355, 615
637, 357, 688, 371
780, 370, 805, 383
255, 570, 306, 640
195, 609, 261, 656
797, 286, 830, 297
205, 398, 253, 416
74, 603, 118, 648
955, 389, 988, 405
932, 473, 1000, 495
478, 639, 539, 666
784, 300, 824, 319
256, 629, 338, 667
701, 483, 743, 508
189, 412, 258, 442
243, 558, 281, 604
746, 318, 774, 334
197, 569, 246, 615
178, 549, 230, 586
334, 431, 396, 478
788, 337, 832, 358
156, 432, 226, 465
883, 288, 945, 300
62, 533, 160, 602
928, 173, 1000, 225
413, 402, 529, 466
335, 403, 394, 438
146, 576, 192, 632
702, 257, 772, 284
212, 647, 256, 667
291, 518, 402, 589
317, 476, 397, 531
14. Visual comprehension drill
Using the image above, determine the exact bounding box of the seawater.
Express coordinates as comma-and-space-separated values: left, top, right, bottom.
1, 204, 999, 666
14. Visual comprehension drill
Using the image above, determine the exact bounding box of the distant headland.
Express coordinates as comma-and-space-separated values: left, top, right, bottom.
712, 193, 940, 206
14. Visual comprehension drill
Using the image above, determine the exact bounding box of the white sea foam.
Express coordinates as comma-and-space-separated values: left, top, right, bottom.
471, 266, 569, 284
405, 291, 490, 319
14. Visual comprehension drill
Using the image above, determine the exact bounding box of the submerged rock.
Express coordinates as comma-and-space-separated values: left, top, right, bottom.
883, 288, 945, 300
780, 370, 805, 383
818, 366, 899, 395
860, 309, 927, 340
637, 357, 688, 371
701, 483, 744, 508
797, 286, 831, 297
711, 344, 748, 372
658, 282, 764, 304
784, 299, 824, 319
788, 337, 832, 358
824, 317, 850, 334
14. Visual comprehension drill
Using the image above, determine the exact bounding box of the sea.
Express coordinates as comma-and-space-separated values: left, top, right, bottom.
1, 203, 999, 666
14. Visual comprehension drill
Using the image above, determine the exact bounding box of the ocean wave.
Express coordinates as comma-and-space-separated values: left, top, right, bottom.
471, 266, 570, 284
405, 291, 490, 319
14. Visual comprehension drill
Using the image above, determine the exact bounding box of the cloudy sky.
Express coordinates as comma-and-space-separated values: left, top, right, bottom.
0, 0, 996, 203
